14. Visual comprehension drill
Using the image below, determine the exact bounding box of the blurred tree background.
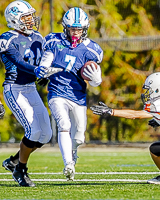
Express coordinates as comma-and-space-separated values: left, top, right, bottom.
0, 0, 160, 143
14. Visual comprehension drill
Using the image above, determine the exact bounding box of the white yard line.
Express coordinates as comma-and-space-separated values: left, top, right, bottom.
0, 172, 159, 175
0, 172, 153, 183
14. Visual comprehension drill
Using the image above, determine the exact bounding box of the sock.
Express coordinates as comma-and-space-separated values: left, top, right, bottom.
17, 161, 27, 170
10, 151, 19, 164
58, 131, 73, 166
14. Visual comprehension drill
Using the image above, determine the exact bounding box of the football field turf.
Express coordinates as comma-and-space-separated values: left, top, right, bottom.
0, 145, 160, 200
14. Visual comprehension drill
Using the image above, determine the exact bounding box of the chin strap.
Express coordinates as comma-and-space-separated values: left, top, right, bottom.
71, 36, 80, 48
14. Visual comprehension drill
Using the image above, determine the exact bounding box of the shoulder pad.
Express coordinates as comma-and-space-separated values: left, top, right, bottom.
33, 31, 43, 40
43, 33, 61, 50
84, 39, 103, 63
45, 33, 61, 42
0, 31, 18, 53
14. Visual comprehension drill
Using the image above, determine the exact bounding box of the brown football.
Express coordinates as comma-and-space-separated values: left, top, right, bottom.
80, 61, 98, 81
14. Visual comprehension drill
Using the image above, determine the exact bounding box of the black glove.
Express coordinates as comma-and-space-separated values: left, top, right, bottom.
37, 78, 50, 87
0, 104, 5, 119
90, 101, 112, 117
148, 119, 160, 128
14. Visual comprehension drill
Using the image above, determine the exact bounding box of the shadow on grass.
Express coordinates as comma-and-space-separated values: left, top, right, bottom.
36, 182, 148, 186
0, 182, 149, 187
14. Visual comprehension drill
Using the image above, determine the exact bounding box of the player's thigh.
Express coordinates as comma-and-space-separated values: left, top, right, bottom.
3, 84, 36, 137
48, 97, 71, 131
28, 90, 52, 142
70, 104, 87, 141
31, 91, 51, 131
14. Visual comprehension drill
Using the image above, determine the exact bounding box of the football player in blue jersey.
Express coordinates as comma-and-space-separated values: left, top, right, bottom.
0, 0, 62, 187
90, 72, 160, 185
36, 7, 103, 180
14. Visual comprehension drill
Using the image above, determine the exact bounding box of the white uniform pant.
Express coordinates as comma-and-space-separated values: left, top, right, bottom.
48, 97, 87, 142
48, 97, 87, 165
3, 83, 52, 144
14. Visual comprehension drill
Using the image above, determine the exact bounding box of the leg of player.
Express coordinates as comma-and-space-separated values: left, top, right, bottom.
2, 151, 19, 172
147, 142, 160, 184
3, 84, 52, 187
70, 104, 87, 165
58, 131, 75, 181
12, 138, 36, 187
2, 147, 37, 172
48, 97, 75, 181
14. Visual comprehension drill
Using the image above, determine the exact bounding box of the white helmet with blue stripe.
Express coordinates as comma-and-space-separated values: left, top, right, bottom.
62, 7, 90, 40
4, 0, 40, 35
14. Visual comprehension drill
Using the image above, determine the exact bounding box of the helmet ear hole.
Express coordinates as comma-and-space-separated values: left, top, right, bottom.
155, 89, 159, 93
11, 20, 16, 24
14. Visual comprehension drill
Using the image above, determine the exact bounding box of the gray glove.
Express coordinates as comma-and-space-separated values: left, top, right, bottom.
0, 104, 5, 119
90, 102, 112, 117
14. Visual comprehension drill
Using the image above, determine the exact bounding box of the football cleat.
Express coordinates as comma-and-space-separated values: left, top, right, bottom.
2, 156, 17, 172
72, 150, 79, 165
147, 175, 160, 184
13, 167, 35, 187
63, 162, 75, 181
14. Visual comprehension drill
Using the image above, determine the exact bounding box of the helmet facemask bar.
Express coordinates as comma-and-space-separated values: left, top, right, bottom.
63, 24, 89, 41
141, 85, 160, 105
19, 12, 40, 35
141, 85, 152, 104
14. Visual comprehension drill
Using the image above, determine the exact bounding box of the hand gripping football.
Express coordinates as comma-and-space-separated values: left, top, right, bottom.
80, 61, 98, 81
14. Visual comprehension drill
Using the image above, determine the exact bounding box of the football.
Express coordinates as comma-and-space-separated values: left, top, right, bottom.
80, 61, 98, 81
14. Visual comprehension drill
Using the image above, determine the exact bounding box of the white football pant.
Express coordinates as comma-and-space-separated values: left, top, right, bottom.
3, 83, 52, 144
48, 97, 87, 165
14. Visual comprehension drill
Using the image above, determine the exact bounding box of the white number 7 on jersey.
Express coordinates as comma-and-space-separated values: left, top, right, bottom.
65, 54, 76, 71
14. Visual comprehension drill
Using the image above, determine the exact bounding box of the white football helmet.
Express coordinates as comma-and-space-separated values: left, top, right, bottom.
141, 72, 160, 105
4, 0, 40, 35
62, 7, 90, 40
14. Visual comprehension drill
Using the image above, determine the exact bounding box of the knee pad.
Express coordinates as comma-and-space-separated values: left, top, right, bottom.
72, 139, 83, 150
150, 142, 160, 156
22, 136, 36, 148
58, 120, 71, 132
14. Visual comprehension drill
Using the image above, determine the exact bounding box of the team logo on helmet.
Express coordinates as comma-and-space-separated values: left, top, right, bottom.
8, 7, 23, 16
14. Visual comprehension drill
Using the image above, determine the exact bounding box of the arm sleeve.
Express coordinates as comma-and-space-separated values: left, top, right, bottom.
40, 51, 54, 68
5, 48, 36, 75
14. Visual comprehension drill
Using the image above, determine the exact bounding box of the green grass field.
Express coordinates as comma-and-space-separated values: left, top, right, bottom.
0, 145, 160, 200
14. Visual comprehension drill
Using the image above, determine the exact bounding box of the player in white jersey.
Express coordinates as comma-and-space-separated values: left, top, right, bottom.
0, 0, 61, 187
90, 72, 160, 185
36, 7, 103, 180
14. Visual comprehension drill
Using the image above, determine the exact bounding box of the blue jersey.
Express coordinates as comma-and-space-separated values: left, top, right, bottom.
0, 30, 43, 85
43, 33, 103, 106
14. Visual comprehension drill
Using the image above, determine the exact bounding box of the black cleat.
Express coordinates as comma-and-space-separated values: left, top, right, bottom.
12, 167, 35, 187
147, 175, 160, 184
2, 156, 16, 172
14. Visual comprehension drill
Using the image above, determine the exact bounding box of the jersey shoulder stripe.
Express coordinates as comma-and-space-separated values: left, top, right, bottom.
0, 31, 18, 53
43, 33, 62, 49
83, 38, 103, 63
33, 31, 43, 40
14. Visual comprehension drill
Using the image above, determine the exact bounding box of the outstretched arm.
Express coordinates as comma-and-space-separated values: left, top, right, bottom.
90, 102, 152, 119
113, 109, 152, 119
